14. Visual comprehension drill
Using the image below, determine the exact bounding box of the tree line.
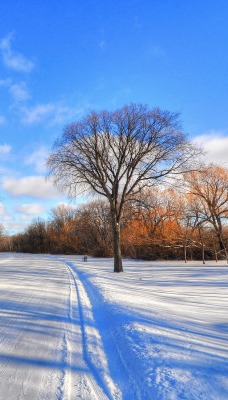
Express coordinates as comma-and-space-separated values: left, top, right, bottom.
1, 165, 227, 263
0, 104, 227, 270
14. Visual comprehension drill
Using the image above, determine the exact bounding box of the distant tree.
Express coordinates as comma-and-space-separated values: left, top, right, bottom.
25, 218, 47, 253
169, 194, 198, 262
49, 203, 76, 229
47, 104, 200, 272
121, 188, 178, 259
0, 223, 5, 250
48, 204, 78, 253
76, 200, 112, 256
0, 223, 4, 237
186, 165, 228, 262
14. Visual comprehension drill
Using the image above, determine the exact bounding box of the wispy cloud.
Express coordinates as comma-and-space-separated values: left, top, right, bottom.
19, 214, 34, 222
20, 101, 89, 125
0, 78, 11, 87
0, 35, 89, 127
0, 115, 6, 125
0, 203, 13, 222
24, 146, 49, 173
0, 144, 11, 155
19, 102, 73, 125
0, 34, 35, 72
9, 82, 30, 102
15, 203, 45, 215
0, 78, 30, 104
3, 221, 28, 233
3, 176, 62, 199
193, 131, 228, 166
0, 203, 7, 216
2, 87, 87, 125
20, 103, 56, 124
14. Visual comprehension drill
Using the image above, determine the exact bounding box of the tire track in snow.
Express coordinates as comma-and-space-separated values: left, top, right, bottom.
71, 261, 143, 400
63, 261, 121, 400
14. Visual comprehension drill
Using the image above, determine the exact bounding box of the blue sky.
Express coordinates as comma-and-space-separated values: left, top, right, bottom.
0, 0, 228, 234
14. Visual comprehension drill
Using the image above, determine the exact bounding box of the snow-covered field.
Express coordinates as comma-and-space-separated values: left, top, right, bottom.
0, 253, 227, 399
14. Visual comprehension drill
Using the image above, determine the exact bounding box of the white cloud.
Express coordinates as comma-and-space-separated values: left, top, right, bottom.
10, 100, 73, 126
0, 202, 13, 221
0, 144, 11, 155
0, 34, 35, 72
21, 103, 55, 124
20, 101, 88, 125
19, 214, 34, 221
193, 131, 228, 166
15, 203, 45, 215
3, 176, 62, 199
4, 221, 27, 233
9, 81, 30, 102
51, 105, 76, 125
0, 144, 11, 153
0, 78, 11, 87
0, 203, 7, 216
0, 72, 89, 126
0, 78, 30, 102
2, 215, 13, 221
24, 146, 49, 173
0, 115, 6, 124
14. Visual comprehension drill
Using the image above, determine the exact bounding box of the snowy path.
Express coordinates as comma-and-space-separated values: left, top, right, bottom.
0, 253, 227, 399
60, 256, 228, 400
0, 254, 118, 400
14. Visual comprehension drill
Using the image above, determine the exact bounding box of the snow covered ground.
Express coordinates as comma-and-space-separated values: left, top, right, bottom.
0, 253, 227, 399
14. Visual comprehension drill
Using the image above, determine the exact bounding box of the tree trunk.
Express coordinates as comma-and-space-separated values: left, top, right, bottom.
184, 241, 187, 263
184, 243, 187, 263
200, 231, 205, 264
111, 214, 123, 273
198, 226, 205, 264
221, 240, 228, 263
214, 220, 228, 263
212, 240, 218, 262
190, 244, 193, 261
202, 239, 205, 264
216, 232, 228, 264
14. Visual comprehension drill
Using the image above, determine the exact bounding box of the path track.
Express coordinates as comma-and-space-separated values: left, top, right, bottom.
0, 254, 114, 399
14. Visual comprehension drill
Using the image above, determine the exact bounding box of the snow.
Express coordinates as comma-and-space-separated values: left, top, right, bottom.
0, 253, 227, 399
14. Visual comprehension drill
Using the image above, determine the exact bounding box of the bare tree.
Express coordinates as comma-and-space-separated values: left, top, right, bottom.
47, 104, 199, 272
48, 204, 78, 253
186, 165, 228, 262
77, 200, 112, 256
